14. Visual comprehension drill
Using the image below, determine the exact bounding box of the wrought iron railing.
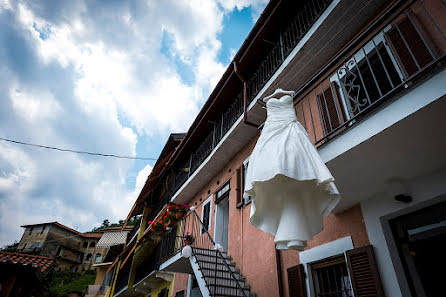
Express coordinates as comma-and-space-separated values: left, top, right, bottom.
126, 216, 142, 244
292, 0, 445, 146
170, 0, 333, 196
160, 210, 248, 297
133, 243, 162, 285
113, 254, 133, 295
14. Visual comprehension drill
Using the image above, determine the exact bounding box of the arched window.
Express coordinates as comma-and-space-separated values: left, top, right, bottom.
86, 253, 92, 261
83, 242, 88, 248
95, 253, 102, 263
89, 241, 96, 248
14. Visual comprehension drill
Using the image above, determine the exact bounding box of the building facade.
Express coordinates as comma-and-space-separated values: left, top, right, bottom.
106, 0, 446, 296
18, 222, 104, 272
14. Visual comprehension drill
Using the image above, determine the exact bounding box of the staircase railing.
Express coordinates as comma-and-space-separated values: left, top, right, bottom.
162, 209, 248, 297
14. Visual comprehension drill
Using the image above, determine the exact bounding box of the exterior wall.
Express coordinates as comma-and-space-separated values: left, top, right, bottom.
171, 273, 189, 296
279, 204, 369, 297
94, 266, 108, 285
360, 167, 446, 297
18, 225, 50, 251
151, 279, 175, 297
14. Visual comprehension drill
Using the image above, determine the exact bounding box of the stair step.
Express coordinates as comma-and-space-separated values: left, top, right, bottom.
196, 257, 234, 266
200, 268, 243, 280
208, 285, 251, 296
205, 277, 247, 289
192, 247, 230, 259
197, 262, 239, 273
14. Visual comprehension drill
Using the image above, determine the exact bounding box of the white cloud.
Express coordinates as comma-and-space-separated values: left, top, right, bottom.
0, 0, 265, 245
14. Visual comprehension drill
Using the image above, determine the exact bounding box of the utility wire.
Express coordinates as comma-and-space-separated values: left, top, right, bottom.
0, 137, 157, 160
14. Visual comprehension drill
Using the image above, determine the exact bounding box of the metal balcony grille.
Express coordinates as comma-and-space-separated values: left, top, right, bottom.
312, 259, 353, 297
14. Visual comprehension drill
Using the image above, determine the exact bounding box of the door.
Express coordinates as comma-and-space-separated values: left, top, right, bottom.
389, 200, 446, 297
215, 195, 229, 251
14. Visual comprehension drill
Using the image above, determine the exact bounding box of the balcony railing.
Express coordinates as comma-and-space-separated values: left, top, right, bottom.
160, 210, 249, 297
126, 216, 142, 245
133, 228, 178, 285
114, 253, 133, 295
292, 0, 445, 146
171, 0, 334, 196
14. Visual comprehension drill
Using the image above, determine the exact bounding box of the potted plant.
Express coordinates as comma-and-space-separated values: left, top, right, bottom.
152, 220, 167, 234
165, 212, 176, 227
184, 233, 194, 246
168, 203, 190, 220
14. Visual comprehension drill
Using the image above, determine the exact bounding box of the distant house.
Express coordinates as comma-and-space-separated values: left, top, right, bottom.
18, 222, 103, 272
0, 251, 55, 296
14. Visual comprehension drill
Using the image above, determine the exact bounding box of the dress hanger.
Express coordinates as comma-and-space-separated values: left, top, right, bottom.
262, 88, 295, 103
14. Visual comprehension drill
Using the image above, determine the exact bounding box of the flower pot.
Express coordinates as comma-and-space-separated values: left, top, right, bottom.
184, 239, 192, 246
175, 211, 184, 220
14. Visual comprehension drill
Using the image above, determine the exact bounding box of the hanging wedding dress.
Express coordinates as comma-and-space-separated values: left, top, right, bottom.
244, 89, 340, 250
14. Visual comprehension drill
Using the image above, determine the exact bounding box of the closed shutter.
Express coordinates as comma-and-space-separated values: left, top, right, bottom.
346, 245, 385, 297
316, 82, 344, 135
288, 264, 307, 297
202, 202, 210, 233
385, 14, 434, 78
236, 167, 243, 208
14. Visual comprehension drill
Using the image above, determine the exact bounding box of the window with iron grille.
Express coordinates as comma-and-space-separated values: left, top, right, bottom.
242, 158, 252, 205
311, 256, 353, 297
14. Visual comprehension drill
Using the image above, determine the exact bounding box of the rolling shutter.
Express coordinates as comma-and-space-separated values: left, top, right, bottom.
346, 245, 385, 297
316, 82, 344, 135
385, 14, 435, 78
288, 264, 307, 297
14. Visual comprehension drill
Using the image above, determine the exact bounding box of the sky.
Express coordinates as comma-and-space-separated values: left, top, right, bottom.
0, 0, 268, 246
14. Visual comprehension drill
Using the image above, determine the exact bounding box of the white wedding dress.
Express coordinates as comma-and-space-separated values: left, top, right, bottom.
244, 94, 340, 250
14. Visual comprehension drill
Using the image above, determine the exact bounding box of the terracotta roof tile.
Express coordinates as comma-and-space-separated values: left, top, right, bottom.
0, 251, 55, 272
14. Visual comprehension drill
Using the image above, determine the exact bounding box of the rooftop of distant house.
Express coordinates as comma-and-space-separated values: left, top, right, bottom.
0, 251, 55, 273
20, 221, 102, 239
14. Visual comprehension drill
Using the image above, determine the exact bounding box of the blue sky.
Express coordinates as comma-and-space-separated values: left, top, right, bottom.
0, 0, 267, 246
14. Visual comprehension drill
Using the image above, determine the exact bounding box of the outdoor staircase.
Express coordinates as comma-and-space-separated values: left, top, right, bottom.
192, 247, 256, 297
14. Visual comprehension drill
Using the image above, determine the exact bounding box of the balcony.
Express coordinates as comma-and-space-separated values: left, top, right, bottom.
170, 0, 408, 205
113, 253, 133, 297
132, 231, 176, 294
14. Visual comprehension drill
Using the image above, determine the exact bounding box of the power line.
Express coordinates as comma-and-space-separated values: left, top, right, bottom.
0, 137, 157, 160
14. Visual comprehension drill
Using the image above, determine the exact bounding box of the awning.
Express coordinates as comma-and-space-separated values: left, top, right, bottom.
96, 231, 129, 248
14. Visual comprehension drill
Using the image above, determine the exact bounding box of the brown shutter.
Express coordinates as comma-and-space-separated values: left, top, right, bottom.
346, 245, 385, 297
317, 82, 344, 135
385, 14, 434, 78
288, 264, 307, 297
236, 167, 243, 208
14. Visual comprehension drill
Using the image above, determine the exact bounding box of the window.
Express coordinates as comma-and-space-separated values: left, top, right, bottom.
89, 241, 96, 248
337, 40, 401, 118
311, 256, 353, 297
86, 253, 92, 261
30, 241, 40, 249
216, 182, 230, 203
40, 226, 46, 235
316, 82, 346, 136
158, 288, 169, 297
385, 15, 435, 78
29, 227, 33, 235
242, 158, 252, 205
201, 196, 212, 234
22, 243, 27, 251
83, 242, 88, 248
95, 253, 102, 263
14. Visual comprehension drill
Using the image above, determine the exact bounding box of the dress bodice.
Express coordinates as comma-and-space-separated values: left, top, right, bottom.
266, 95, 297, 123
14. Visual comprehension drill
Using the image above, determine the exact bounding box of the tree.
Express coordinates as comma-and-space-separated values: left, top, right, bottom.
101, 219, 110, 228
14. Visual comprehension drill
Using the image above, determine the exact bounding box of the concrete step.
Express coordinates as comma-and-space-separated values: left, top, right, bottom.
197, 261, 239, 273
204, 276, 248, 289
200, 268, 243, 280
208, 284, 251, 297
194, 253, 233, 265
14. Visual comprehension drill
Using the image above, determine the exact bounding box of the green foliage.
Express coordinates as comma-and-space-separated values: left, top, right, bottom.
49, 270, 96, 296
89, 215, 141, 232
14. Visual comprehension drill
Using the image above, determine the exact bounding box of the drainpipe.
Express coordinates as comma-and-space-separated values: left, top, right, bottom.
276, 247, 284, 297
233, 61, 259, 128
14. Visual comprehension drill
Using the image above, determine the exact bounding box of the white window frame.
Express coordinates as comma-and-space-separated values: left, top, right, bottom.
298, 236, 354, 297
242, 156, 252, 205
200, 195, 213, 235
